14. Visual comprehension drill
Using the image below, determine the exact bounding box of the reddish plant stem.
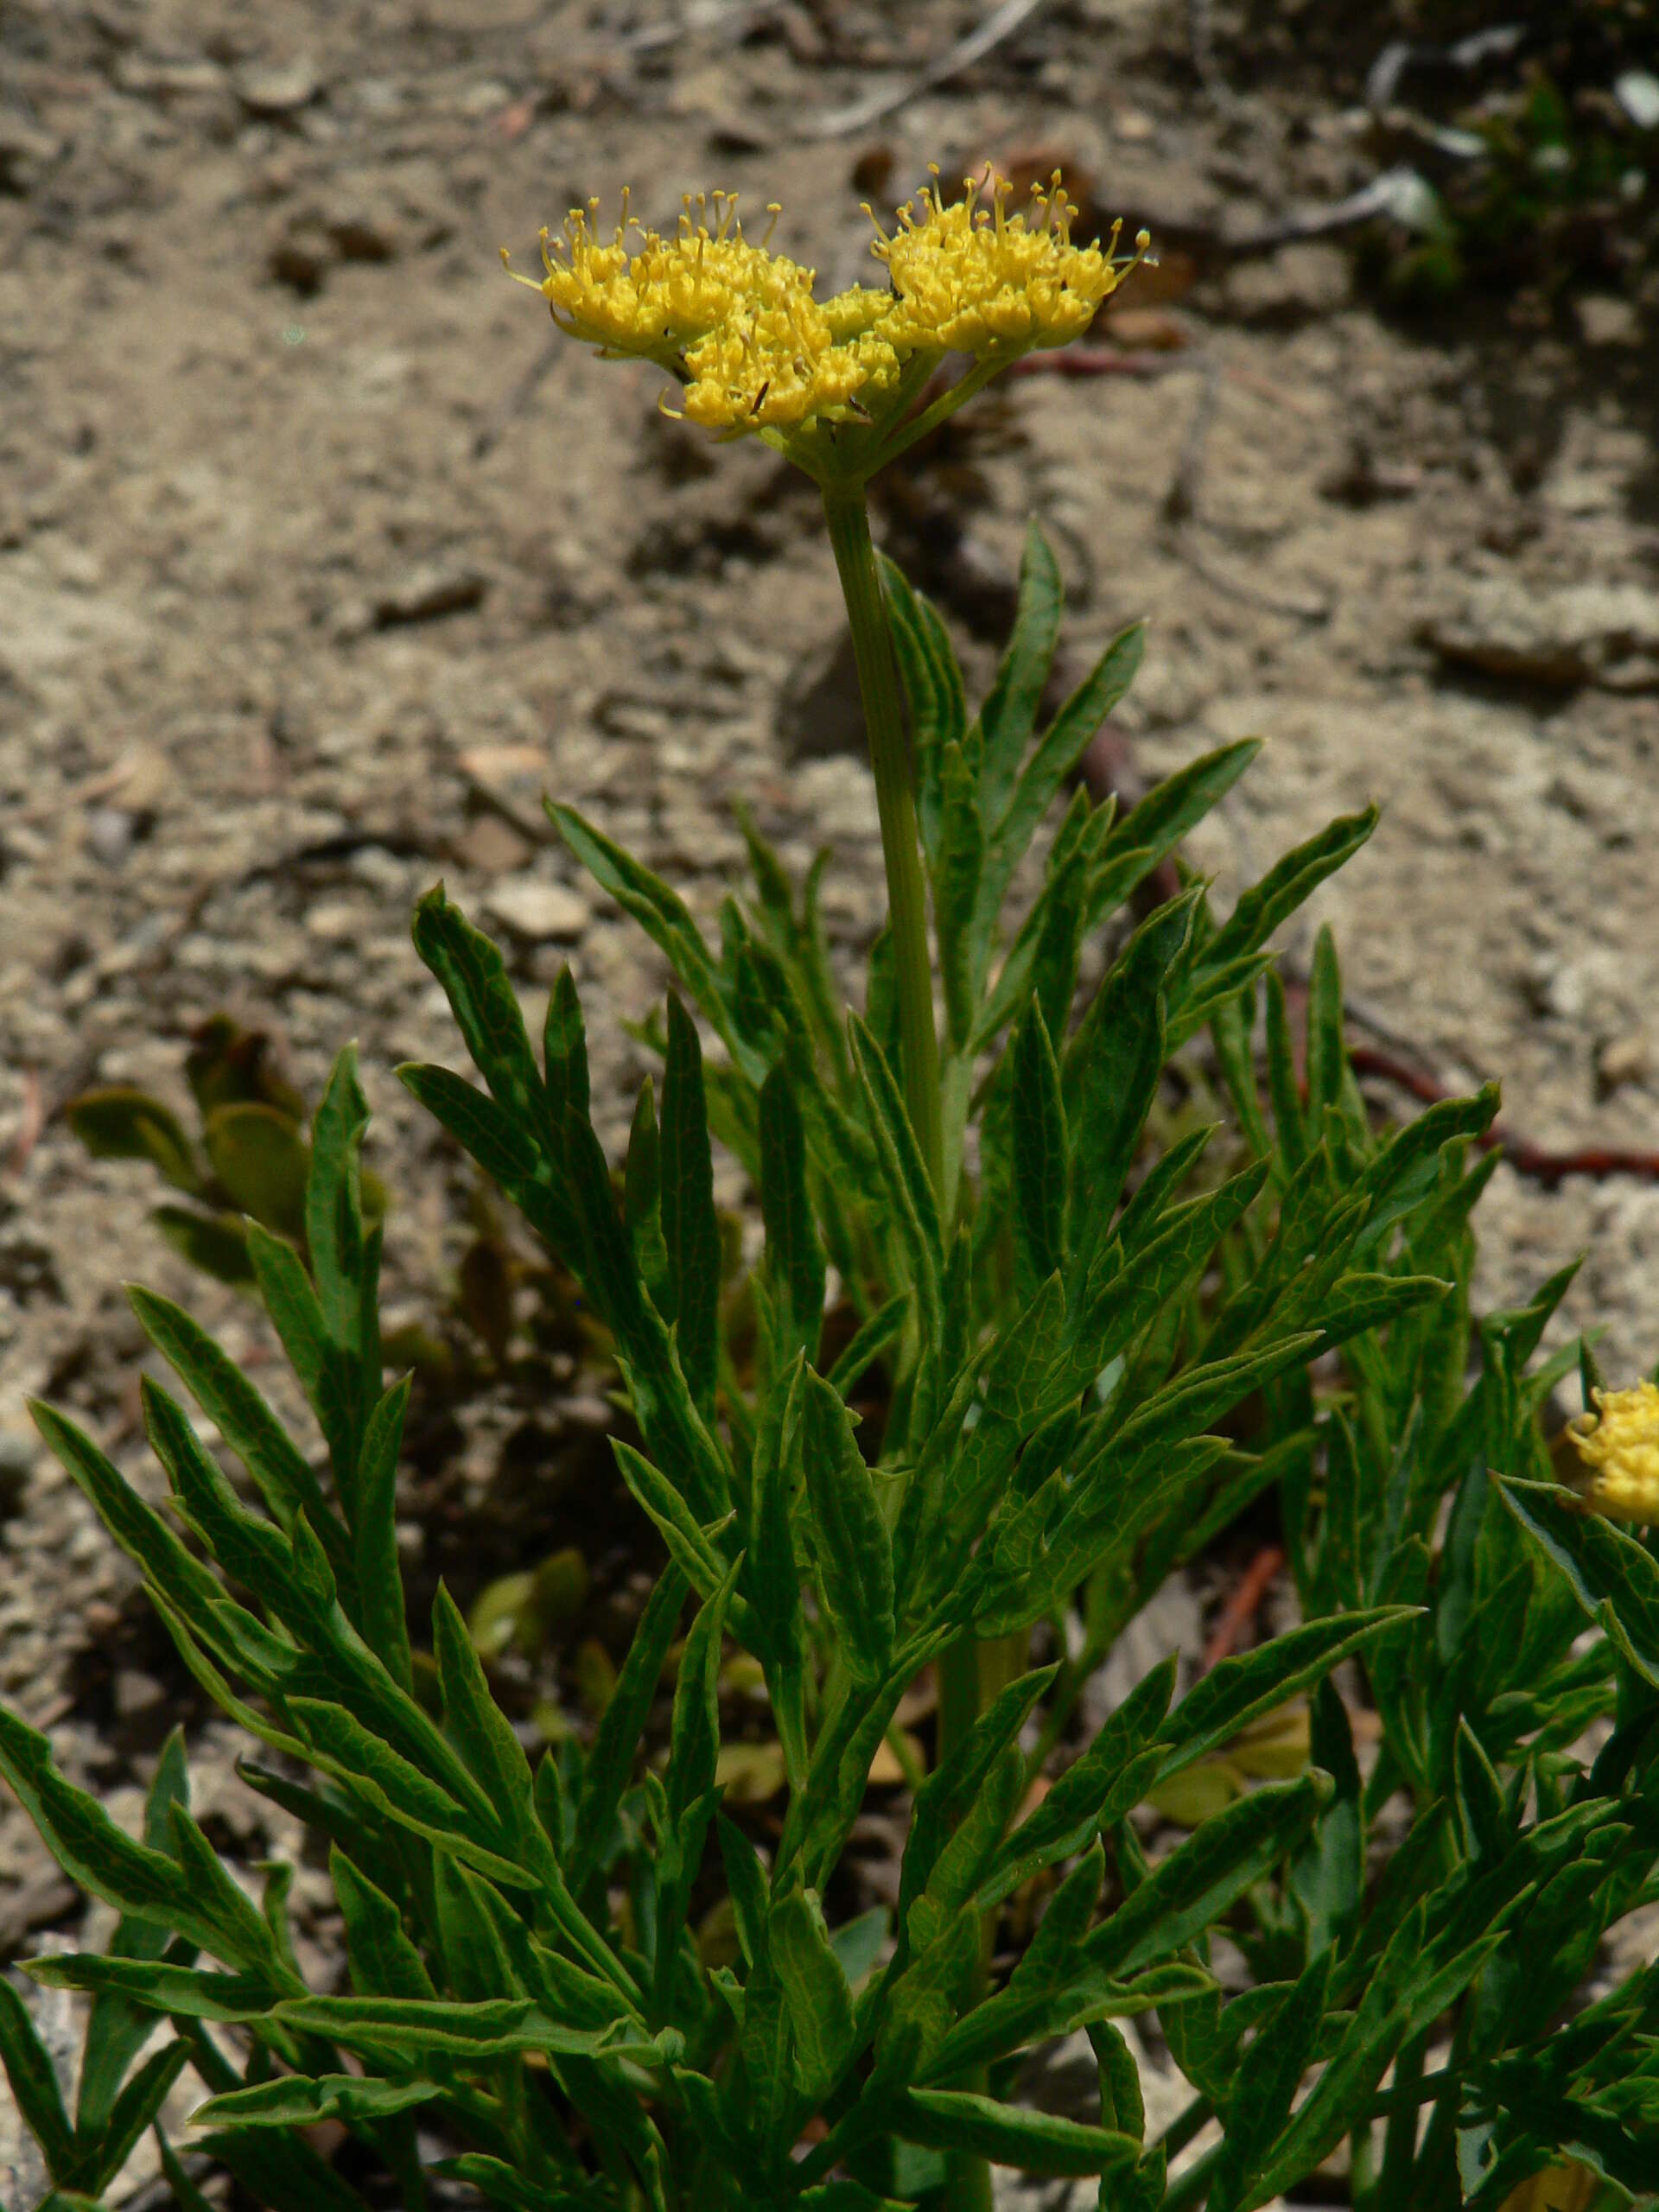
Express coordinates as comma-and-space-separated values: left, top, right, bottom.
1350, 1046, 1659, 1188
1202, 1545, 1286, 1673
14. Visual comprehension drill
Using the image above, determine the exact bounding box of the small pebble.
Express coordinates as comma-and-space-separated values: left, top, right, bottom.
484, 878, 588, 942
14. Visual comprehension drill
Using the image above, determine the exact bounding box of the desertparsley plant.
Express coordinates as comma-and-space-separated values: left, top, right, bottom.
4, 168, 1659, 2212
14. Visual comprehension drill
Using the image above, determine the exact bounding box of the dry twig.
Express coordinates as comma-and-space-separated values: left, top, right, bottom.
1352, 1047, 1659, 1189
803, 0, 1048, 138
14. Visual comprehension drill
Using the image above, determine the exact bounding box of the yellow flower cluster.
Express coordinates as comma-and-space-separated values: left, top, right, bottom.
1567, 1381, 1659, 1523
507, 190, 801, 365
505, 168, 1149, 453
874, 167, 1149, 354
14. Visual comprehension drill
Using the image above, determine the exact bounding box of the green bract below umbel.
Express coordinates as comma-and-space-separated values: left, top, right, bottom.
5, 524, 1659, 2212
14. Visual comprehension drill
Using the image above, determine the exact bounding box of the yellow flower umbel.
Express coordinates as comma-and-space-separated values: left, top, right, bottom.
1567, 1382, 1659, 1523
505, 167, 1150, 485
874, 166, 1151, 357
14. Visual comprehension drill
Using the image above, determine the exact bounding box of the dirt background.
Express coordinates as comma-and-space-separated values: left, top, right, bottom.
2, 0, 1658, 2202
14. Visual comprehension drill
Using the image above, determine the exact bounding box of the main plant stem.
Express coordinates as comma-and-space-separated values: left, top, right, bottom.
823, 485, 989, 2212
822, 487, 944, 1198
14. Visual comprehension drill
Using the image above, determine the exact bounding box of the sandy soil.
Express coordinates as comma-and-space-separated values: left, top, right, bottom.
2, 1, 1657, 2201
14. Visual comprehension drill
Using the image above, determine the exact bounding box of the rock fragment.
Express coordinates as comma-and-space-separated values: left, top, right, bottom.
483, 878, 588, 942
1421, 576, 1659, 692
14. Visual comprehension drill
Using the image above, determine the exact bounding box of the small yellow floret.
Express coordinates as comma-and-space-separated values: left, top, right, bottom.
875, 165, 1150, 355
1567, 1382, 1659, 1523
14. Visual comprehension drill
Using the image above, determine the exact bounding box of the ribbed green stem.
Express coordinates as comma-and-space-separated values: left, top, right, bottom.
825, 485, 985, 2212
821, 487, 944, 1199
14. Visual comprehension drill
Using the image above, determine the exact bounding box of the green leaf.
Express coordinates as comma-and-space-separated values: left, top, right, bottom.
272, 1992, 673, 2066
969, 801, 1096, 1053
718, 1816, 770, 1972
878, 556, 967, 869
126, 1285, 334, 1544
1102, 741, 1260, 892
626, 1077, 670, 1308
1204, 812, 1380, 995
1088, 1775, 1331, 1980
612, 1438, 729, 1601
798, 1369, 895, 1686
750, 1358, 808, 1787
67, 1086, 200, 1192
759, 1065, 826, 1365
1010, 1001, 1068, 1302
397, 1060, 578, 1263
0, 1706, 265, 1967
202, 1102, 310, 1239
195, 2074, 444, 2128
195, 2100, 378, 2212
985, 1658, 1177, 1907
549, 805, 729, 1050
1158, 1609, 1422, 1782
873, 1904, 980, 2087
1497, 1478, 1659, 1688
977, 518, 1063, 821
84, 2039, 190, 2195
331, 1847, 435, 2000
936, 738, 986, 1049
1350, 1084, 1500, 1265
29, 1395, 236, 1676
305, 1046, 376, 1370
571, 1565, 688, 1898
1065, 894, 1195, 1262
138, 1376, 328, 1639
1251, 1909, 1507, 2202
831, 1906, 890, 1993
563, 1105, 729, 1524
1090, 2018, 1144, 2141
661, 995, 721, 1418
25, 1953, 273, 2020
899, 2089, 1139, 2178
849, 1018, 943, 1347
76, 1729, 191, 2138
826, 1294, 908, 1400
429, 2155, 601, 2212
540, 960, 591, 1131
1306, 1273, 1449, 1356
772, 1884, 857, 2104
1052, 1160, 1270, 1409
286, 1698, 531, 1889
431, 1581, 543, 1849
988, 620, 1146, 907
1207, 1953, 1332, 2212
670, 1560, 741, 1827
904, 1665, 1058, 1926
353, 1377, 413, 1690
0, 1973, 75, 2179
245, 1220, 337, 1443
1291, 1677, 1363, 1961
411, 883, 549, 1135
